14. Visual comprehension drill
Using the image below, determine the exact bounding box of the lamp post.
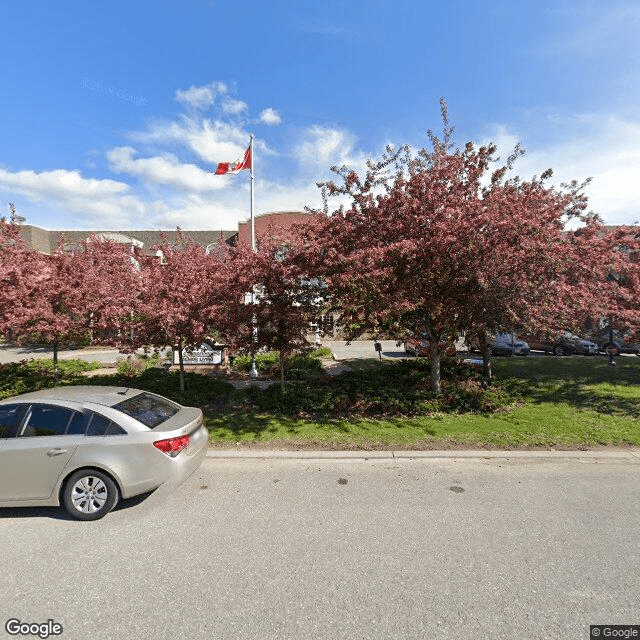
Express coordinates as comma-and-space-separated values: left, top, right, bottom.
608, 324, 616, 366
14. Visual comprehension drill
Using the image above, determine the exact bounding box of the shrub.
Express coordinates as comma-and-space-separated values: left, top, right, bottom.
116, 354, 160, 378
232, 358, 514, 418
231, 350, 324, 380
0, 359, 232, 408
0, 359, 102, 399
76, 367, 233, 407
307, 346, 333, 359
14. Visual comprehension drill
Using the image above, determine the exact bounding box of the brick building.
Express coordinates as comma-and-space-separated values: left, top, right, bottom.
237, 210, 315, 247
15, 211, 340, 339
17, 210, 317, 255
17, 225, 237, 255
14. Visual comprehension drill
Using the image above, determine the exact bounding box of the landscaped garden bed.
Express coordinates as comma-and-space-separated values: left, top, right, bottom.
2, 352, 638, 450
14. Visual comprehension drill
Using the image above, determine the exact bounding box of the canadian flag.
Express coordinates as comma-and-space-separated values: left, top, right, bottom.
214, 145, 251, 175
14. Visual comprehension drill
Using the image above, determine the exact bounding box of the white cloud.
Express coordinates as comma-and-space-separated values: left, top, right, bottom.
222, 97, 248, 115
129, 116, 249, 164
0, 167, 153, 228
294, 125, 367, 176
174, 81, 228, 110
252, 178, 324, 215
107, 146, 225, 192
149, 192, 252, 230
259, 108, 281, 126
0, 167, 129, 200
483, 113, 640, 225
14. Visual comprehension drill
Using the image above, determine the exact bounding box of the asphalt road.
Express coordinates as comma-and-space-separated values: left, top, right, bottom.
0, 344, 123, 365
1, 454, 639, 640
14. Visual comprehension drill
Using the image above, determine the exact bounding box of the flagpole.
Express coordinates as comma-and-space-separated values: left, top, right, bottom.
249, 134, 259, 380
250, 133, 255, 252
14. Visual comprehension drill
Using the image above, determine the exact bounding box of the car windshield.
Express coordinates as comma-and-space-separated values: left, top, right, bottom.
112, 393, 180, 428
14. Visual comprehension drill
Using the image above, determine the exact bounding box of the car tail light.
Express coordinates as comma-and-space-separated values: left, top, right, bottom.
153, 435, 190, 457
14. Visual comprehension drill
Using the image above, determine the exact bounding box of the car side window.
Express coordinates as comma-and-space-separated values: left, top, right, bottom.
66, 411, 90, 435
86, 412, 126, 436
19, 404, 77, 437
0, 404, 28, 438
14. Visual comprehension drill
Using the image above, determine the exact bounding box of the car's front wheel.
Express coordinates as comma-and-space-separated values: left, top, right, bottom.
62, 469, 119, 521
553, 345, 565, 356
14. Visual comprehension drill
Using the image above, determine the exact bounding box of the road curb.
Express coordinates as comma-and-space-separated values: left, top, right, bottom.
205, 448, 640, 462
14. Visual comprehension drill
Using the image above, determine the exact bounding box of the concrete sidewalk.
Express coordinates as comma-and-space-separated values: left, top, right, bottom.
206, 447, 640, 462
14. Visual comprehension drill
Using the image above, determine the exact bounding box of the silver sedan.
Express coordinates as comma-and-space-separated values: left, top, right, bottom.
0, 386, 209, 520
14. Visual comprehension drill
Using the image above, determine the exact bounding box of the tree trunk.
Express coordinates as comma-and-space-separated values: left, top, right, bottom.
53, 342, 60, 385
478, 331, 492, 380
177, 338, 185, 393
279, 351, 286, 392
429, 337, 441, 394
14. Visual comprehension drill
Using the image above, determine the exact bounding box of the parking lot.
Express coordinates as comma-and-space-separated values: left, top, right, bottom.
324, 339, 634, 361
0, 339, 635, 368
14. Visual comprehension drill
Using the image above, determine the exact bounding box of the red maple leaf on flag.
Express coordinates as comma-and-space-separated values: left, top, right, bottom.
214, 145, 251, 175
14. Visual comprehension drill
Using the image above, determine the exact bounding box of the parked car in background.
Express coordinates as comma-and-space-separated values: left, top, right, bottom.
0, 386, 209, 520
466, 333, 530, 356
492, 333, 530, 356
519, 331, 599, 356
404, 334, 457, 357
592, 329, 640, 356
601, 340, 640, 356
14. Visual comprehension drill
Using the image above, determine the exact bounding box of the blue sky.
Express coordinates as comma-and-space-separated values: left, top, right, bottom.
2, 0, 639, 230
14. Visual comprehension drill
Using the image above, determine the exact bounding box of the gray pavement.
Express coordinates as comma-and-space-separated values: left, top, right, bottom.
1, 455, 639, 640
327, 339, 409, 360
0, 343, 122, 364
2, 339, 625, 366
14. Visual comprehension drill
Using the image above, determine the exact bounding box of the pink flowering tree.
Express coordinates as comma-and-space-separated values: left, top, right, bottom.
309, 101, 613, 390
0, 222, 44, 340
594, 224, 640, 349
0, 231, 140, 381
219, 227, 325, 390
133, 234, 227, 393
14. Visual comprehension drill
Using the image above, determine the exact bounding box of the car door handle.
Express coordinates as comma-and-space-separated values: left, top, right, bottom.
47, 448, 68, 457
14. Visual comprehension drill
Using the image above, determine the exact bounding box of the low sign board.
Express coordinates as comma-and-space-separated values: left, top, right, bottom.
174, 342, 223, 365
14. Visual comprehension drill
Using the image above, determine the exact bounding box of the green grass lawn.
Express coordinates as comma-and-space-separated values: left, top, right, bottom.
205, 355, 640, 449
2, 354, 638, 449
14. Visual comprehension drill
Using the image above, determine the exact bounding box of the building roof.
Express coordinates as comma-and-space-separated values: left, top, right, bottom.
17, 225, 238, 254
16, 212, 317, 254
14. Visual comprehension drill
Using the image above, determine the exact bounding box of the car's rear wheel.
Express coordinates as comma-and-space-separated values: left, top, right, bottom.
553, 345, 565, 356
62, 469, 118, 521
